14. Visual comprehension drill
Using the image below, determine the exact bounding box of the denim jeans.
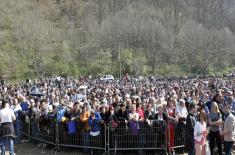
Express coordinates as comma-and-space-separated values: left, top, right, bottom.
1, 137, 14, 155
30, 119, 39, 137
224, 141, 234, 155
14, 119, 22, 144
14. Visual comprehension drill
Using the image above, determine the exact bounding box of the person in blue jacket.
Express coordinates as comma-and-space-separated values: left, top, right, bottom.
88, 110, 101, 136
88, 109, 102, 155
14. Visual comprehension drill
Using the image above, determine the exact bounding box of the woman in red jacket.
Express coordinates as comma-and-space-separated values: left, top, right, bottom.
166, 98, 176, 154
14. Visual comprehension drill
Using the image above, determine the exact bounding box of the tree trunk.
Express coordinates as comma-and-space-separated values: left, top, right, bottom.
151, 49, 157, 75
98, 0, 103, 25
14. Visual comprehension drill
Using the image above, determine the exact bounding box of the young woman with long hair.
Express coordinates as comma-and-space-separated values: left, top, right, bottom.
194, 110, 207, 155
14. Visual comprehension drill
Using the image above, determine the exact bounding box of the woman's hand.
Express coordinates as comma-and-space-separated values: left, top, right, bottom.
197, 131, 203, 136
203, 130, 208, 135
146, 119, 150, 125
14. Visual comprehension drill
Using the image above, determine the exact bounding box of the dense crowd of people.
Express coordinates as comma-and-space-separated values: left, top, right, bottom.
0, 75, 235, 155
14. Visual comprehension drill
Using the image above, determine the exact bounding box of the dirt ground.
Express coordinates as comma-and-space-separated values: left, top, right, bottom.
4, 141, 84, 155
6, 142, 182, 155
2, 141, 235, 155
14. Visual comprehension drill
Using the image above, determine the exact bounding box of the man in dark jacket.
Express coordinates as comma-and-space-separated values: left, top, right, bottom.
116, 103, 129, 122
115, 103, 129, 148
185, 102, 197, 155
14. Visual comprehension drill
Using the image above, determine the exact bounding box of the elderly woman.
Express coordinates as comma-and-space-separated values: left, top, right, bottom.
176, 99, 188, 121
129, 104, 139, 122
129, 104, 140, 148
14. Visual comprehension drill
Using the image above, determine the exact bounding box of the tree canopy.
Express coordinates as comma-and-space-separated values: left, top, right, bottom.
0, 0, 235, 79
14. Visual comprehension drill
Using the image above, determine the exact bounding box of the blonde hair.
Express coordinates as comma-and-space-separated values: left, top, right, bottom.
157, 104, 163, 110
211, 102, 220, 113
131, 104, 136, 111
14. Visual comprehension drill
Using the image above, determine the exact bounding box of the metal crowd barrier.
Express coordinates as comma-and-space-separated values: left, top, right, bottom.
167, 121, 186, 154
20, 118, 186, 155
57, 121, 106, 153
108, 120, 168, 154
20, 118, 30, 139
30, 116, 56, 146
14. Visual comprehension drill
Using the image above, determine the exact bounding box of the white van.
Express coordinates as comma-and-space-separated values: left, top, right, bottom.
100, 75, 114, 81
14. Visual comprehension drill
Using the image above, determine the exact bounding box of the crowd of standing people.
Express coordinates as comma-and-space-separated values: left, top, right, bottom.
0, 74, 234, 155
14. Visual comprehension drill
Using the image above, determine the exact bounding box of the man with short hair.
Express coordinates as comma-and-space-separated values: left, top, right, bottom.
11, 98, 22, 144
221, 104, 235, 155
185, 102, 197, 155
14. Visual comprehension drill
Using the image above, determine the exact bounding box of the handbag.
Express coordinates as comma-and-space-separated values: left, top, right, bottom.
67, 121, 76, 134
130, 121, 139, 135
109, 120, 118, 132
112, 120, 118, 128
25, 115, 30, 123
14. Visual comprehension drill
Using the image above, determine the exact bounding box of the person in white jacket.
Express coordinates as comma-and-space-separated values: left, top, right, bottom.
194, 110, 207, 155
221, 104, 235, 155
0, 99, 16, 155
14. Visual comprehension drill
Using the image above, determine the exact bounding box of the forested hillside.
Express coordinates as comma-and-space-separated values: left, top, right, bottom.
0, 0, 235, 79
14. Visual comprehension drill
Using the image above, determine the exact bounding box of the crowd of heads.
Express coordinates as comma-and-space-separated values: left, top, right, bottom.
0, 75, 234, 125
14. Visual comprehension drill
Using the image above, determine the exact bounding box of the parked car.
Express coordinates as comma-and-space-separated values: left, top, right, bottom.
100, 75, 114, 81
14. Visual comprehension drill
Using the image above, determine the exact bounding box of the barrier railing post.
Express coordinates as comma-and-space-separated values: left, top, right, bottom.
107, 123, 110, 155
55, 118, 59, 151
165, 121, 169, 155
104, 123, 107, 155
28, 119, 31, 140
20, 118, 189, 154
